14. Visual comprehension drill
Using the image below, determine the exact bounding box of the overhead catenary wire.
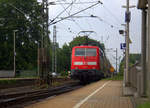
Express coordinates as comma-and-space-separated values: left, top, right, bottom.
52, 19, 82, 40
49, 0, 123, 46
70, 1, 96, 30
53, 1, 101, 5
59, 0, 84, 31
59, 0, 77, 16
57, 14, 121, 30
68, 1, 74, 15
58, 0, 115, 30
49, 1, 103, 25
45, 0, 122, 32
102, 4, 123, 26
49, 1, 75, 23
96, 17, 121, 29
64, 2, 121, 30
56, 22, 78, 35
60, 0, 75, 15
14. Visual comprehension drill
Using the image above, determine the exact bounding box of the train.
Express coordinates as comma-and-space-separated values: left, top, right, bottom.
70, 44, 112, 83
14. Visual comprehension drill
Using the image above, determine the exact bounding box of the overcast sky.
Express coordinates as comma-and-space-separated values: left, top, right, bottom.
43, 0, 141, 69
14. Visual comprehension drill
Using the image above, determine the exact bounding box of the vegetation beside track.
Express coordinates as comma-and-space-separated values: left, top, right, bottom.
0, 78, 36, 89
137, 102, 150, 108
119, 54, 141, 77
104, 74, 123, 81
0, 79, 17, 84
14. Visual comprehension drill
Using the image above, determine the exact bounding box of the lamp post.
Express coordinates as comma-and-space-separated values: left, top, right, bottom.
13, 30, 18, 77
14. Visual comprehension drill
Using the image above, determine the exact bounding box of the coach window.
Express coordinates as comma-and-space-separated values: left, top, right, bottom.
75, 48, 85, 56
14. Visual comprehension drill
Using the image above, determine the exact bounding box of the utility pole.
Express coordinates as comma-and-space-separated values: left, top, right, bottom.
54, 27, 57, 74
39, 0, 50, 84
125, 0, 130, 86
52, 25, 57, 74
42, 0, 49, 48
122, 0, 131, 86
122, 0, 135, 86
141, 9, 147, 96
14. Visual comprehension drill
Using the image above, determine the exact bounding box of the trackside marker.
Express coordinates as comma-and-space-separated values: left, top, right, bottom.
73, 81, 111, 108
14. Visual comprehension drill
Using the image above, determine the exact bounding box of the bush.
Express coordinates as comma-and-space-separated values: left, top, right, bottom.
137, 102, 150, 108
60, 70, 68, 76
104, 74, 123, 81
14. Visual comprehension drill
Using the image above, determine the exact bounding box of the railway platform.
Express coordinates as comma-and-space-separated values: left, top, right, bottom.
0, 77, 37, 80
25, 80, 133, 108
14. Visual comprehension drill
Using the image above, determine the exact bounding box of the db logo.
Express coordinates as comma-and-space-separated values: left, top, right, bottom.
83, 62, 87, 65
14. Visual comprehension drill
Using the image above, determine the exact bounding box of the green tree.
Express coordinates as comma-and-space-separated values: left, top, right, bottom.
56, 43, 71, 73
0, 0, 45, 70
119, 54, 141, 75
69, 36, 105, 50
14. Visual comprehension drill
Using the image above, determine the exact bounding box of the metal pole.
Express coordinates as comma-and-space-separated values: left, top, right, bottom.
125, 0, 130, 86
13, 30, 18, 77
41, 0, 49, 83
13, 31, 16, 77
38, 43, 40, 77
54, 26, 57, 73
141, 9, 147, 96
52, 25, 57, 73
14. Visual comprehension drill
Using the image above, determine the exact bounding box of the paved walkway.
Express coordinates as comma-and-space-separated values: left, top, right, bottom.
25, 80, 133, 108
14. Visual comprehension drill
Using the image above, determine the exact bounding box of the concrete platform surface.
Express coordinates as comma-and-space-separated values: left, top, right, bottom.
25, 80, 133, 108
123, 86, 136, 96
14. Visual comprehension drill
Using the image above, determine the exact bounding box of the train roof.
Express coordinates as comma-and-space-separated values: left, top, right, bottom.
72, 45, 105, 54
73, 45, 99, 49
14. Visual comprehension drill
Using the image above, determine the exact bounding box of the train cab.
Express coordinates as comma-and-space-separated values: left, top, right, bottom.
71, 46, 102, 82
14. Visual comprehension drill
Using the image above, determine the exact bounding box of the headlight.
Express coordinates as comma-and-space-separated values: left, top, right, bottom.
74, 62, 83, 65
88, 62, 96, 65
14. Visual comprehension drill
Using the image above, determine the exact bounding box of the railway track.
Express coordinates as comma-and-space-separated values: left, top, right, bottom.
0, 81, 82, 108
0, 77, 71, 89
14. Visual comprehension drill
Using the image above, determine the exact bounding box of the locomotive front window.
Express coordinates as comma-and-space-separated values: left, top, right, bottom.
75, 48, 96, 56
86, 48, 96, 56
75, 48, 85, 56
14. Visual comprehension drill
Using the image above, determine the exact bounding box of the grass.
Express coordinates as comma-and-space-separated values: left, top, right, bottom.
52, 81, 62, 87
0, 77, 38, 85
0, 79, 17, 84
16, 76, 39, 79
137, 102, 150, 108
104, 75, 123, 81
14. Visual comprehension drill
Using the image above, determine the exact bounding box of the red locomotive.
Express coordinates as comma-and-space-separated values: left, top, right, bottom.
71, 45, 110, 83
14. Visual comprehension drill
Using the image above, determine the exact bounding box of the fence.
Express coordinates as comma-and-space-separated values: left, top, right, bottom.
0, 70, 38, 78
0, 71, 14, 78
129, 63, 142, 96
